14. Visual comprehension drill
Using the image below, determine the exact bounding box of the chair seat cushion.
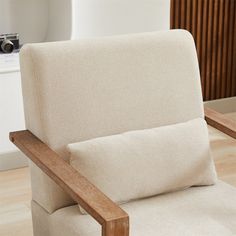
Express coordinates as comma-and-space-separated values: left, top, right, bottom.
49, 180, 236, 236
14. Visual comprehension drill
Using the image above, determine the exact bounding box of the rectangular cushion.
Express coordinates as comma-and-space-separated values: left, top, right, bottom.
68, 118, 217, 205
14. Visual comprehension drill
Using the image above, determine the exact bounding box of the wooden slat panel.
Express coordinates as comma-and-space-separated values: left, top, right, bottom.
185, 0, 192, 31
191, 0, 198, 39
175, 0, 181, 28
170, 0, 236, 101
231, 1, 236, 97
196, 0, 203, 63
210, 0, 219, 100
215, 0, 225, 99
220, 0, 230, 98
226, 0, 235, 97
201, 0, 209, 97
205, 0, 213, 100
180, 0, 187, 27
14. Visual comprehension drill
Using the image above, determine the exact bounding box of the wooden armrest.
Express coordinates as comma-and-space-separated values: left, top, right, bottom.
9, 130, 129, 236
204, 107, 236, 139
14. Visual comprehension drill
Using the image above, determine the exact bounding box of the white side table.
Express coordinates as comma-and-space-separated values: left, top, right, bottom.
0, 53, 27, 170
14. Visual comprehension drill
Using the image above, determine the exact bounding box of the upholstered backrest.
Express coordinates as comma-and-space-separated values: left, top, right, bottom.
20, 30, 203, 213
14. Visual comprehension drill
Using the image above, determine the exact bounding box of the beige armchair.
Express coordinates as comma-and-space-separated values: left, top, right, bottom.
10, 30, 236, 236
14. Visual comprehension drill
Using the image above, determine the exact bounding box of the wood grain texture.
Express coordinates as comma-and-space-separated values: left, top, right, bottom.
102, 218, 129, 236
204, 107, 236, 139
0, 168, 33, 236
171, 0, 236, 101
9, 130, 129, 236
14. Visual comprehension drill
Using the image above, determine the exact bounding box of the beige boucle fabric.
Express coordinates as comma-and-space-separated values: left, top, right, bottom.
32, 181, 236, 236
20, 30, 203, 213
68, 118, 217, 207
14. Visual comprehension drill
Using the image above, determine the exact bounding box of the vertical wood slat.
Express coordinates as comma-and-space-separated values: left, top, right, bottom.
170, 0, 236, 101
216, 0, 224, 99
221, 0, 230, 98
201, 0, 209, 98
185, 0, 192, 32
226, 0, 235, 97
230, 1, 236, 97
196, 0, 203, 64
210, 0, 219, 100
205, 0, 213, 100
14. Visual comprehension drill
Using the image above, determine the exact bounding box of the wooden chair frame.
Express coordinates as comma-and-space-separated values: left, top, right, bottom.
9, 107, 236, 236
204, 107, 236, 139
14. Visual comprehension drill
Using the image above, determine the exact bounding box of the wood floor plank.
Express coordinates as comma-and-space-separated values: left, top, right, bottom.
0, 168, 33, 236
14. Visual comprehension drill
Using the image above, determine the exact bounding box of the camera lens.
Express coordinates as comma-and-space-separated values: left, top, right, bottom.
1, 39, 14, 53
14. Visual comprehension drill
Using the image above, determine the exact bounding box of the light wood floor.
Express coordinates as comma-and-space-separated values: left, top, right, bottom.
0, 167, 33, 236
0, 119, 236, 236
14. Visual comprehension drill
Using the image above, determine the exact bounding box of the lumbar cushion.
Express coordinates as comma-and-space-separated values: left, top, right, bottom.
67, 118, 217, 207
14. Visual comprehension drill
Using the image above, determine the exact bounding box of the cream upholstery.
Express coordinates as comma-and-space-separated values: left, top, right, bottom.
20, 30, 236, 236
32, 181, 236, 236
68, 118, 217, 207
20, 30, 204, 213
19, 29, 236, 236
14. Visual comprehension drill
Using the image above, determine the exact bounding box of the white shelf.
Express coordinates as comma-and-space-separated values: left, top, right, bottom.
0, 52, 20, 74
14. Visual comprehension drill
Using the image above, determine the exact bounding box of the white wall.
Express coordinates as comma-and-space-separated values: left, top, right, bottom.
0, 0, 72, 44
45, 0, 72, 42
72, 0, 170, 38
0, 0, 49, 43
0, 0, 170, 42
